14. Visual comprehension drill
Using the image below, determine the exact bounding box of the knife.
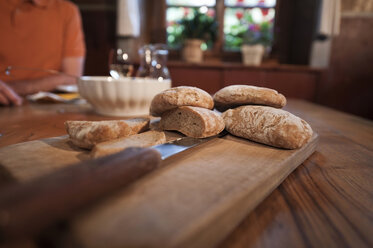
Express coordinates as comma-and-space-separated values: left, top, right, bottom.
0, 133, 224, 243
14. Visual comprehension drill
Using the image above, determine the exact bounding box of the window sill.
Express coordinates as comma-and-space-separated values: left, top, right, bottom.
167, 59, 323, 73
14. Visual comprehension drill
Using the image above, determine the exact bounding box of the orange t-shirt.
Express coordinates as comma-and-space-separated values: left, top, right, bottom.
0, 0, 86, 82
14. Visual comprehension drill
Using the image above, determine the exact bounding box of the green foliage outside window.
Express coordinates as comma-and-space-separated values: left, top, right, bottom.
224, 8, 274, 50
166, 3, 275, 51
167, 8, 217, 50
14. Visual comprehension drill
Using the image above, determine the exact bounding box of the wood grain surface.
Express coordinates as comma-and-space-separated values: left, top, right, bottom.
219, 100, 373, 248
0, 130, 317, 247
0, 147, 162, 243
0, 100, 372, 248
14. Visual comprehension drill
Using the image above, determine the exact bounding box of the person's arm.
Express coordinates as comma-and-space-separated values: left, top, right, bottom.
6, 56, 84, 96
0, 80, 23, 106
61, 56, 85, 77
7, 74, 76, 96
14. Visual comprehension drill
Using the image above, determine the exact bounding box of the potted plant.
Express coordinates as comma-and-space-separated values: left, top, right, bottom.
226, 9, 273, 65
241, 20, 273, 65
179, 9, 217, 63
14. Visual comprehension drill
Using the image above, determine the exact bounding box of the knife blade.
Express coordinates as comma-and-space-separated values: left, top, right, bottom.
0, 132, 226, 243
153, 132, 226, 160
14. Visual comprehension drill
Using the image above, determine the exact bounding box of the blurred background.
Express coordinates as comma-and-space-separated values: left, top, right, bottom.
71, 0, 373, 120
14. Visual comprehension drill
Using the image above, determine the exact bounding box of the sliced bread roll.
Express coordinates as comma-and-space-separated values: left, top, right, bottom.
150, 86, 214, 117
160, 106, 225, 138
213, 85, 286, 111
65, 118, 150, 149
91, 130, 166, 158
222, 106, 312, 149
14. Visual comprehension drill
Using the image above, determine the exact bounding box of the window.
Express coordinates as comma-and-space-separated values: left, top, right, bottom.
165, 0, 276, 53
224, 0, 276, 50
166, 0, 216, 50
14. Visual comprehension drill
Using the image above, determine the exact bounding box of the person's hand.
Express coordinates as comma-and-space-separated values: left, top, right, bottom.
0, 81, 23, 106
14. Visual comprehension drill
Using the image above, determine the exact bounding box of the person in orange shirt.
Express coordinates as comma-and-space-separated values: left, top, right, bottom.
0, 0, 86, 106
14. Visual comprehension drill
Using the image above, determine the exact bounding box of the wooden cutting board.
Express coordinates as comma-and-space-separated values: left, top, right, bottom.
0, 133, 318, 248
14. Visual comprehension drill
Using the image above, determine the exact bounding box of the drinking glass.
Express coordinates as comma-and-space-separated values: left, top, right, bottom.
136, 44, 154, 78
109, 48, 134, 79
149, 44, 171, 82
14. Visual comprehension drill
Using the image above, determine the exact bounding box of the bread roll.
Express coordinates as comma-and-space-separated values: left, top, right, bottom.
160, 106, 225, 138
65, 118, 150, 149
91, 131, 166, 158
150, 86, 214, 117
213, 85, 286, 111
222, 106, 312, 149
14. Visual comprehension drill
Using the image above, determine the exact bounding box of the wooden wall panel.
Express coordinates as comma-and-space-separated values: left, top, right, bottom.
222, 70, 317, 100
73, 0, 116, 76
316, 16, 373, 120
168, 65, 319, 99
264, 72, 317, 101
275, 0, 321, 64
222, 70, 265, 87
81, 10, 116, 76
341, 0, 373, 12
170, 68, 223, 94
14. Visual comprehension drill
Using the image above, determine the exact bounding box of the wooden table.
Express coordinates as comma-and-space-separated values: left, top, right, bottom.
0, 100, 372, 247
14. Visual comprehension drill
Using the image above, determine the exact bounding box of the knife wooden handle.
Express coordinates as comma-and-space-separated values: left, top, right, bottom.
0, 147, 161, 242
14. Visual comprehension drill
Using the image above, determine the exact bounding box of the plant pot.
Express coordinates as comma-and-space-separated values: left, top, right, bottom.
241, 44, 265, 66
182, 39, 203, 63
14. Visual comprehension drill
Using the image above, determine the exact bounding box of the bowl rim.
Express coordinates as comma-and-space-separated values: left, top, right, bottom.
79, 76, 113, 81
78, 76, 171, 83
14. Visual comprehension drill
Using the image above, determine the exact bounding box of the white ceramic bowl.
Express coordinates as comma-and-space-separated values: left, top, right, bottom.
78, 76, 171, 116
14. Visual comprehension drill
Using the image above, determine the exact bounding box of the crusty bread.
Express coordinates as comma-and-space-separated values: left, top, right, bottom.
91, 130, 166, 158
65, 118, 150, 149
222, 106, 313, 149
213, 85, 286, 111
150, 86, 214, 117
160, 106, 225, 138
